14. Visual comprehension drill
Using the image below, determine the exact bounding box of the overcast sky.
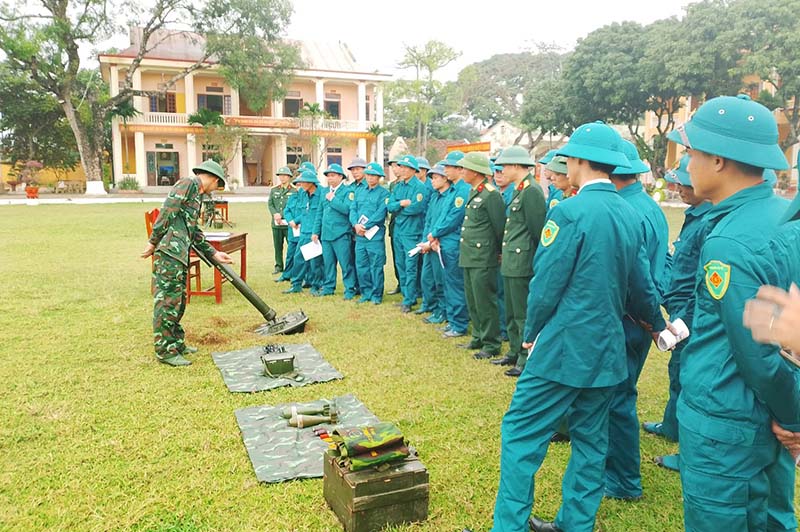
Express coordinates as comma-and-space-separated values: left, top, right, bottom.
287, 0, 694, 80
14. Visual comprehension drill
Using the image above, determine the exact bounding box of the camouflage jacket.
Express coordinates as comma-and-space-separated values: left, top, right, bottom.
149, 176, 216, 265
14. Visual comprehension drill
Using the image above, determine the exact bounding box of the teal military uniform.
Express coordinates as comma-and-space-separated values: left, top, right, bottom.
349, 163, 389, 304
287, 171, 326, 293
267, 167, 295, 272
605, 141, 670, 499
668, 95, 800, 532
492, 123, 665, 532
459, 165, 506, 356
279, 187, 304, 282
647, 155, 711, 445
417, 172, 438, 315
148, 161, 225, 365
314, 164, 356, 298
431, 176, 471, 335
387, 155, 428, 307
419, 169, 445, 320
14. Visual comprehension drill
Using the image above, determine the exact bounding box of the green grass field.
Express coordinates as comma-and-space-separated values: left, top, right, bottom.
0, 203, 795, 531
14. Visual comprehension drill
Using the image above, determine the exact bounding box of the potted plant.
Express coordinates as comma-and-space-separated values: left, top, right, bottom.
21, 161, 44, 199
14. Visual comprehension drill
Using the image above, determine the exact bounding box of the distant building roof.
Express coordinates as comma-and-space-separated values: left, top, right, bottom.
100, 27, 390, 77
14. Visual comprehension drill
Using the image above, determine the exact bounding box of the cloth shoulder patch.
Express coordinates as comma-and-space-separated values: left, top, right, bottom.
541, 219, 560, 247
348, 191, 355, 201
454, 196, 464, 208
416, 193, 423, 202
484, 182, 496, 192
549, 199, 559, 209
704, 260, 731, 300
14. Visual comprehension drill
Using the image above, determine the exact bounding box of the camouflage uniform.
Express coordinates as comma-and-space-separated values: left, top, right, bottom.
148, 176, 216, 360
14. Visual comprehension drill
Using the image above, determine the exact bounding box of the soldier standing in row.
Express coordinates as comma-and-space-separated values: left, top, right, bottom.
666, 95, 800, 532
492, 123, 667, 532
141, 160, 233, 367
457, 152, 506, 360
491, 146, 546, 377
284, 170, 325, 295
350, 162, 389, 305
267, 166, 295, 275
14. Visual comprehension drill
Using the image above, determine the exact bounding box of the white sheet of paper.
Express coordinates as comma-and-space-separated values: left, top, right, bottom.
357, 215, 369, 225
204, 231, 232, 238
436, 248, 444, 268
292, 226, 301, 238
407, 245, 422, 257
279, 219, 289, 226
300, 240, 323, 261
364, 225, 379, 240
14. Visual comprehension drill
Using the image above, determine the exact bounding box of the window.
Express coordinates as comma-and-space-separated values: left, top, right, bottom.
327, 147, 342, 167
198, 94, 224, 113
223, 95, 232, 115
206, 86, 224, 93
365, 95, 370, 121
287, 146, 304, 167
284, 98, 302, 117
324, 101, 340, 119
149, 92, 176, 113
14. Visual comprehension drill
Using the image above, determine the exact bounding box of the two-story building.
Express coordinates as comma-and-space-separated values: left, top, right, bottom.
99, 28, 391, 191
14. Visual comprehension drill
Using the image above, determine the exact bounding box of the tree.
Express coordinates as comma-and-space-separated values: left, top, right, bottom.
725, 0, 800, 150
457, 47, 566, 129
0, 0, 302, 185
518, 77, 572, 152
0, 64, 80, 173
398, 41, 460, 152
188, 109, 251, 186
298, 102, 328, 170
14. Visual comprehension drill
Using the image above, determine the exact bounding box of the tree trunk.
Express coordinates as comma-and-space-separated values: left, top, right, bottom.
61, 98, 104, 183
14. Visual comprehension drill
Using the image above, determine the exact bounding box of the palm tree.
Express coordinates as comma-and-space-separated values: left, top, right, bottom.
367, 123, 389, 160
108, 100, 141, 176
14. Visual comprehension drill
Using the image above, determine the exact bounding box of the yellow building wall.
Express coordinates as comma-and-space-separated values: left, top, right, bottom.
122, 135, 137, 174
1, 163, 87, 186
176, 93, 186, 114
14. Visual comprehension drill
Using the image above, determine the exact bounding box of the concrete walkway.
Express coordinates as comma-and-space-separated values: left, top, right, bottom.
0, 193, 269, 206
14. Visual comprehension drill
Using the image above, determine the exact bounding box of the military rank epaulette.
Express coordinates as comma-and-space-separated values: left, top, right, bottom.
517, 179, 530, 191
476, 183, 485, 193
484, 182, 496, 192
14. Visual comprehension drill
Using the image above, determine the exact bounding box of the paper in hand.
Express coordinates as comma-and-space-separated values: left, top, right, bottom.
300, 240, 323, 261
292, 226, 301, 238
364, 225, 379, 240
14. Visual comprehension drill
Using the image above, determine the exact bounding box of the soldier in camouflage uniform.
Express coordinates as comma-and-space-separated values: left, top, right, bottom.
141, 160, 233, 366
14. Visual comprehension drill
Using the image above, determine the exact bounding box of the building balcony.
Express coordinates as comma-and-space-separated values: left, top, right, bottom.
125, 112, 379, 136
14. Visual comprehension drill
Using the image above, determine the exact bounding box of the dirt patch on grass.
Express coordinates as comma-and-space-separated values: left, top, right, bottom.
209, 316, 229, 327
194, 331, 227, 345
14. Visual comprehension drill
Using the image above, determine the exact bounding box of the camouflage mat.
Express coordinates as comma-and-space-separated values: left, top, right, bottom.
235, 394, 380, 483
211, 343, 343, 393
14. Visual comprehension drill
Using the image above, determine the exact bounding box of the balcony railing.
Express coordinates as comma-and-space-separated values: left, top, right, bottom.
129, 112, 379, 133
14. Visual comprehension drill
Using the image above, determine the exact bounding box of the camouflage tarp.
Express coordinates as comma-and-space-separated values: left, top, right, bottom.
235, 394, 380, 483
211, 343, 343, 393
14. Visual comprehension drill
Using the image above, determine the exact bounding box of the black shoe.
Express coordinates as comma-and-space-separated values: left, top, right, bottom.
400, 305, 412, 313
550, 432, 570, 443
529, 516, 563, 532
272, 266, 282, 274
490, 356, 516, 366
387, 286, 401, 295
504, 367, 522, 377
473, 350, 496, 360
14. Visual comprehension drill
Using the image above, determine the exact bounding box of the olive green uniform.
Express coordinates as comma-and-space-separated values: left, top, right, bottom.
459, 179, 506, 354
500, 175, 546, 369
268, 184, 295, 272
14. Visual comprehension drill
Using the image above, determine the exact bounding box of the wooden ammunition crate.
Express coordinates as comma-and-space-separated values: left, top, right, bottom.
323, 451, 429, 532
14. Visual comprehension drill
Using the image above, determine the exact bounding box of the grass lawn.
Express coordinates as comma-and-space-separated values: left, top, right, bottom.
0, 203, 795, 531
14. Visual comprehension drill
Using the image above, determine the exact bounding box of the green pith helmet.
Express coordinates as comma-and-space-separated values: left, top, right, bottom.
427, 164, 446, 178
556, 122, 631, 168
546, 156, 568, 175
396, 154, 420, 171
276, 166, 293, 177
667, 94, 789, 170
664, 154, 691, 186
613, 140, 651, 175
193, 159, 227, 185
416, 157, 431, 171
323, 163, 345, 176
293, 169, 320, 185
299, 161, 317, 173
539, 149, 558, 165
442, 150, 465, 167
364, 162, 385, 177
457, 152, 493, 177
495, 145, 536, 167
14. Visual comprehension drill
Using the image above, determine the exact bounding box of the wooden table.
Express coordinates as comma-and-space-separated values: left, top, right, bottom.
189, 232, 247, 304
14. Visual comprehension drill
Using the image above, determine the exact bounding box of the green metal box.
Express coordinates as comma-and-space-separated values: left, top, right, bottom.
260, 353, 294, 377
323, 451, 429, 532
